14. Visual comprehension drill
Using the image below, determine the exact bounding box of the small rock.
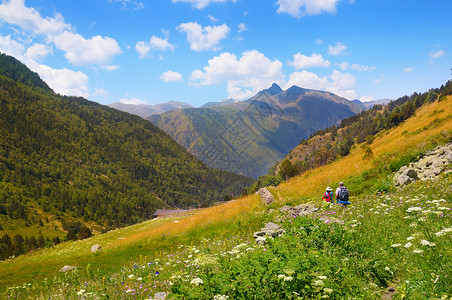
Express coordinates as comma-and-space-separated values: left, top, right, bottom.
91, 244, 102, 253
153, 292, 168, 299
59, 265, 77, 272
258, 188, 275, 205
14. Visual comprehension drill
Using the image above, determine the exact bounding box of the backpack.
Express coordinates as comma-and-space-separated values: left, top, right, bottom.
339, 186, 349, 202
323, 192, 332, 202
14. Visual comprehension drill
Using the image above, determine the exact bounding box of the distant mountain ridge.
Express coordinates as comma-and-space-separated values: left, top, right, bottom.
108, 101, 193, 118
149, 84, 364, 178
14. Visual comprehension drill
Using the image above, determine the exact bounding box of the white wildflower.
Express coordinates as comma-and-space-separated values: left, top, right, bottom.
190, 277, 204, 286
406, 207, 422, 212
137, 277, 142, 281
318, 275, 327, 280
420, 240, 436, 247
391, 244, 402, 247
406, 236, 415, 241
409, 223, 418, 228
404, 242, 412, 248
385, 267, 390, 271
413, 249, 423, 253
284, 276, 293, 281
314, 280, 325, 286
437, 207, 450, 210
213, 295, 229, 300
324, 288, 333, 293
128, 274, 135, 279
77, 289, 85, 295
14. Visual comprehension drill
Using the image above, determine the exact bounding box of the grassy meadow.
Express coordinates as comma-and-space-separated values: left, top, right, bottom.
0, 96, 451, 299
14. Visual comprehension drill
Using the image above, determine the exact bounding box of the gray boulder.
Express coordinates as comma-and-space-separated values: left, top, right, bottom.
258, 188, 275, 205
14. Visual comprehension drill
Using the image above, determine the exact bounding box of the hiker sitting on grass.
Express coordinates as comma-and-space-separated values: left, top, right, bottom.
322, 187, 334, 204
335, 182, 350, 207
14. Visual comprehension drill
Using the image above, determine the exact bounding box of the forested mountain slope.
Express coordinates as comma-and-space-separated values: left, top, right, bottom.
149, 83, 363, 178
0, 53, 253, 236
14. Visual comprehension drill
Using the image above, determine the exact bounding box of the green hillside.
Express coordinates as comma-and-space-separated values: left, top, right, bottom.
149, 84, 363, 178
0, 88, 450, 299
0, 54, 253, 242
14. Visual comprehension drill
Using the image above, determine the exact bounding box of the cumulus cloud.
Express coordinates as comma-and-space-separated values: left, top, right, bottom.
0, 34, 25, 59
51, 31, 122, 67
276, 0, 340, 18
136, 36, 174, 59
172, 0, 236, 9
286, 69, 357, 99
190, 50, 284, 99
429, 50, 445, 59
208, 15, 219, 22
403, 67, 414, 73
289, 53, 330, 69
0, 34, 89, 97
177, 22, 229, 51
160, 70, 183, 82
25, 43, 53, 61
328, 42, 347, 55
0, 0, 71, 35
120, 97, 147, 105
29, 61, 89, 97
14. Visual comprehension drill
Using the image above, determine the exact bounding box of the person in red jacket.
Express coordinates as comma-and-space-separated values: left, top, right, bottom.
322, 187, 334, 204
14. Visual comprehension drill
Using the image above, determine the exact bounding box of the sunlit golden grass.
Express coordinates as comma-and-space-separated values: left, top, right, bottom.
114, 194, 259, 247
280, 96, 452, 197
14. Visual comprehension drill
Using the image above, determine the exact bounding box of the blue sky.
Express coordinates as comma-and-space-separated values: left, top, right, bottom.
0, 0, 451, 106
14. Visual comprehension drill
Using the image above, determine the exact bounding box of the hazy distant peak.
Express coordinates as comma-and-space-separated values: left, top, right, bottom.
266, 83, 283, 95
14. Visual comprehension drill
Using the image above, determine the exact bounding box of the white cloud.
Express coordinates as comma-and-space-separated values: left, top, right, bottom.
190, 50, 284, 99
289, 53, 330, 69
25, 43, 53, 61
51, 31, 122, 67
29, 61, 89, 97
359, 95, 374, 102
286, 69, 358, 99
160, 70, 183, 82
177, 22, 229, 51
0, 34, 26, 59
315, 38, 324, 44
338, 62, 375, 71
120, 97, 147, 105
172, 0, 236, 9
109, 0, 144, 10
208, 15, 219, 22
0, 0, 70, 35
328, 42, 347, 55
403, 67, 414, 73
93, 88, 109, 99
238, 23, 247, 33
276, 0, 340, 18
429, 50, 445, 59
136, 36, 174, 59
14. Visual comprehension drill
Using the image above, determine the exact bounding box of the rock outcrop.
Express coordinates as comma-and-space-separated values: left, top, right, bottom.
279, 203, 319, 217
91, 244, 102, 253
253, 222, 285, 245
393, 143, 452, 186
59, 265, 77, 272
257, 188, 275, 205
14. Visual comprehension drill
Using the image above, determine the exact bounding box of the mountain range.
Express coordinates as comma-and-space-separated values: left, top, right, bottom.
0, 53, 253, 233
108, 101, 193, 119
149, 83, 364, 178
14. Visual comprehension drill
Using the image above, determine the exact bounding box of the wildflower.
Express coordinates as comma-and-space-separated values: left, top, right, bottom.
406, 207, 422, 212
314, 280, 325, 286
409, 223, 418, 228
137, 277, 143, 281
213, 295, 229, 300
391, 244, 402, 247
324, 288, 333, 294
318, 275, 327, 280
190, 277, 204, 286
196, 254, 219, 266
77, 289, 85, 295
278, 274, 285, 279
404, 242, 412, 248
420, 240, 436, 247
284, 276, 293, 281
385, 267, 390, 271
128, 274, 135, 279
406, 236, 415, 241
413, 249, 423, 254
